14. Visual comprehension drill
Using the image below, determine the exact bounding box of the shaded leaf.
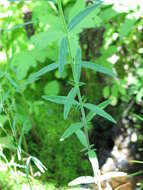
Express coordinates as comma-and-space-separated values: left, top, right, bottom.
28, 63, 58, 82
84, 103, 116, 123
86, 99, 112, 122
75, 129, 88, 148
74, 47, 82, 82
59, 36, 68, 77
82, 61, 116, 77
67, 1, 102, 32
60, 123, 82, 141
64, 87, 77, 119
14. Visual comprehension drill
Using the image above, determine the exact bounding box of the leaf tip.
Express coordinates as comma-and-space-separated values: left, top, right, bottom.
60, 138, 64, 142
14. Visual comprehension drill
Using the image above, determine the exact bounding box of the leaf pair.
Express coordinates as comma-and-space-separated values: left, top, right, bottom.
60, 123, 88, 148
84, 103, 116, 124
43, 86, 78, 120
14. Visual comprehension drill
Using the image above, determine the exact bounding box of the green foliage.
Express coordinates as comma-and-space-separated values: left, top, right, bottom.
44, 80, 60, 95
0, 0, 143, 188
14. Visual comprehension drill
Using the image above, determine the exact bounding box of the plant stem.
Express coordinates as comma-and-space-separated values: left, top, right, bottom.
57, 0, 90, 149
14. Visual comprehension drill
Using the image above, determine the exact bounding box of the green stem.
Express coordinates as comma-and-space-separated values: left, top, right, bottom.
57, 0, 90, 149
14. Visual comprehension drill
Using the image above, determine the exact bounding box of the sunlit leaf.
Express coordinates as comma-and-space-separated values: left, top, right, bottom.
64, 87, 77, 119
31, 29, 64, 49
68, 176, 95, 186
88, 150, 99, 179
84, 103, 116, 123
82, 61, 116, 77
120, 18, 136, 38
60, 122, 82, 141
32, 157, 47, 173
67, 1, 102, 32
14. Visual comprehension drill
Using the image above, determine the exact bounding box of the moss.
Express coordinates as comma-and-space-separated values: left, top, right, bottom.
28, 102, 92, 187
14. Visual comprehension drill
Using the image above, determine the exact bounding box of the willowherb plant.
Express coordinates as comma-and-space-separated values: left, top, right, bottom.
29, 0, 116, 188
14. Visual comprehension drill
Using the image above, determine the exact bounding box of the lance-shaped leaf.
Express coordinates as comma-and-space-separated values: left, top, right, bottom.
74, 47, 82, 82
82, 61, 116, 77
84, 103, 116, 123
88, 150, 99, 180
68, 176, 95, 186
86, 99, 112, 122
67, 1, 102, 32
42, 95, 79, 105
28, 62, 58, 81
59, 36, 68, 77
7, 74, 20, 92
75, 129, 88, 148
64, 87, 77, 119
60, 122, 82, 141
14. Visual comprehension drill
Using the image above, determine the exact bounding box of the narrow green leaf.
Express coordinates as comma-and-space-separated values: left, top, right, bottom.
32, 157, 47, 173
7, 74, 20, 92
75, 129, 88, 148
42, 95, 78, 105
59, 36, 68, 77
82, 61, 116, 77
88, 150, 99, 179
86, 99, 112, 122
12, 115, 17, 137
74, 47, 82, 82
60, 122, 82, 141
84, 103, 116, 123
64, 87, 77, 119
28, 63, 58, 81
67, 1, 102, 32
68, 176, 95, 186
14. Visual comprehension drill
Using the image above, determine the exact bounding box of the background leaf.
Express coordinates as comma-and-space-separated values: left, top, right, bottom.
44, 80, 60, 95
